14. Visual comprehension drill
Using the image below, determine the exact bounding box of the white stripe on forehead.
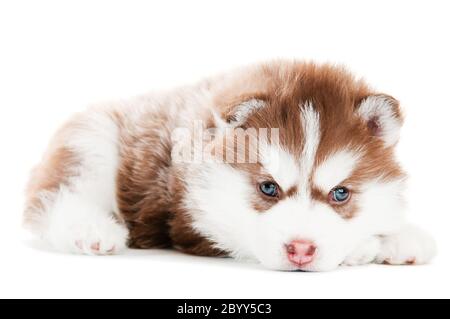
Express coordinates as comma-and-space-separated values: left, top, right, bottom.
299, 102, 321, 194
313, 150, 360, 192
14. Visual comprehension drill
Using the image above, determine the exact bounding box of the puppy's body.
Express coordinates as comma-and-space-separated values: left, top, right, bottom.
24, 61, 436, 271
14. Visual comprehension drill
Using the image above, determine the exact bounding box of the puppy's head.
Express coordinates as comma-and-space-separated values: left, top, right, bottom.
180, 61, 406, 271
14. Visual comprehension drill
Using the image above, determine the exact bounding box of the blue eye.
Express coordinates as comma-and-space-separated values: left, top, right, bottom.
329, 187, 350, 203
259, 181, 279, 197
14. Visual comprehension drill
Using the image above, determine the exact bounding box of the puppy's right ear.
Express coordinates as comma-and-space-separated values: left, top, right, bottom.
211, 98, 267, 130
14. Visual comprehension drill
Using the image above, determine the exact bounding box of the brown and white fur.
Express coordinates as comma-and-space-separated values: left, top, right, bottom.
24, 60, 436, 271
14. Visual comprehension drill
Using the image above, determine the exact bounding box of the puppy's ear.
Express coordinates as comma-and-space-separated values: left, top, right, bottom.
212, 98, 267, 129
357, 94, 403, 147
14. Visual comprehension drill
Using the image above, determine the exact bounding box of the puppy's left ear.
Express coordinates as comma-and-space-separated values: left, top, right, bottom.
357, 94, 403, 147
211, 98, 267, 130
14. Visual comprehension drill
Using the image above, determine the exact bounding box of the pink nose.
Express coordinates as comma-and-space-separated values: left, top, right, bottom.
286, 240, 316, 267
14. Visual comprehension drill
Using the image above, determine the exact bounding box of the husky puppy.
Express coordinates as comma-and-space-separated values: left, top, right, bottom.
24, 61, 436, 271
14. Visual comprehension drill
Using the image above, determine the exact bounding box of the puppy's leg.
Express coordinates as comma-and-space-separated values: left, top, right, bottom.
24, 109, 128, 255
375, 224, 437, 265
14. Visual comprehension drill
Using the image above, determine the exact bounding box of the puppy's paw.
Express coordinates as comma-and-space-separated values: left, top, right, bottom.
343, 236, 380, 266
72, 217, 128, 255
375, 225, 437, 265
48, 214, 128, 256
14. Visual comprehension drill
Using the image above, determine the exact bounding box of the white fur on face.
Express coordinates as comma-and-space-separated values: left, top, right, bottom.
185, 162, 258, 260
186, 161, 358, 271
299, 102, 321, 195
351, 179, 407, 235
187, 164, 407, 271
251, 198, 354, 271
313, 150, 360, 192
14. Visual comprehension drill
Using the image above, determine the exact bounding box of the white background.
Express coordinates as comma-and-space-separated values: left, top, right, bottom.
1, 0, 449, 299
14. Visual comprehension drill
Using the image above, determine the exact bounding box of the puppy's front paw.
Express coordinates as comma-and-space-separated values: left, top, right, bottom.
375, 225, 437, 265
48, 214, 128, 256
343, 236, 380, 266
